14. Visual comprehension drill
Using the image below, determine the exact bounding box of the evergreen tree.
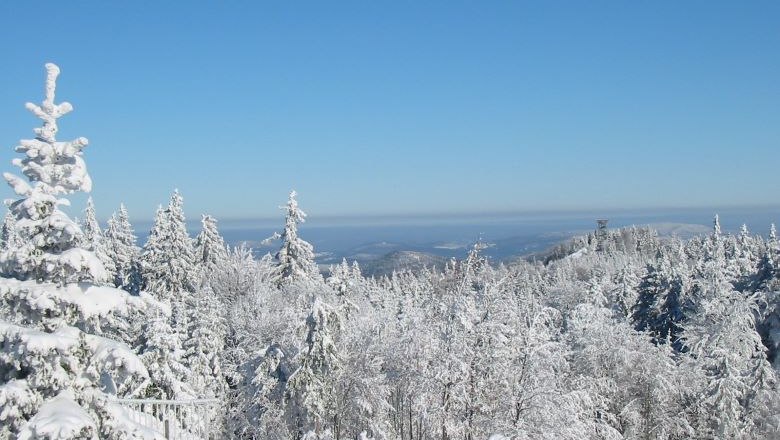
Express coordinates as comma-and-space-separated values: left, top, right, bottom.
612, 263, 640, 319
140, 205, 169, 296
0, 63, 163, 439
683, 292, 777, 438
285, 298, 342, 437
194, 214, 228, 278
104, 204, 141, 293
183, 284, 228, 399
182, 284, 229, 432
0, 63, 106, 285
138, 312, 194, 400
166, 190, 199, 292
81, 197, 115, 284
141, 191, 198, 298
270, 190, 320, 285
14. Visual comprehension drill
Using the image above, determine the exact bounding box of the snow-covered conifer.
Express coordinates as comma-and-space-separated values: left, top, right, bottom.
713, 214, 722, 236
81, 197, 114, 285
683, 291, 776, 438
183, 284, 228, 399
0, 63, 106, 285
194, 214, 228, 278
104, 204, 141, 292
270, 191, 320, 285
138, 312, 194, 400
285, 298, 342, 436
141, 191, 198, 298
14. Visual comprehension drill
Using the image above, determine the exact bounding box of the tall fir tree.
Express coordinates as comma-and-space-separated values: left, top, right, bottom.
141, 191, 198, 298
270, 190, 320, 285
81, 197, 115, 285
104, 204, 141, 293
683, 291, 777, 438
194, 214, 228, 279
0, 63, 106, 284
285, 298, 342, 437
713, 214, 722, 236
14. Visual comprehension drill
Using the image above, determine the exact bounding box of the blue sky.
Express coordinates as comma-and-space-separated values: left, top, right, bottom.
0, 1, 778, 222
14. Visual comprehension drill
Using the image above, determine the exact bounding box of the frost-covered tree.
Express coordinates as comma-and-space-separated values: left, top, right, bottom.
683, 291, 777, 438
285, 298, 342, 437
194, 214, 228, 278
713, 214, 722, 236
0, 63, 106, 285
138, 311, 194, 401
183, 284, 228, 400
140, 206, 168, 294
269, 191, 320, 285
612, 262, 641, 319
104, 204, 141, 293
140, 191, 198, 298
212, 244, 264, 307
632, 252, 693, 348
81, 197, 115, 285
0, 64, 176, 439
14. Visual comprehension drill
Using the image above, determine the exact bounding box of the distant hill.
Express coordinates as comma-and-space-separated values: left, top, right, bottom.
361, 250, 448, 277
647, 222, 710, 239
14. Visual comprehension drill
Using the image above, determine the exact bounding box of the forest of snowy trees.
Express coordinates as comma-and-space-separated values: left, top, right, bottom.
2, 65, 780, 440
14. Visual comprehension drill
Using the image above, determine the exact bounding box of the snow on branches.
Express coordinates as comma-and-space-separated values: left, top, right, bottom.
0, 63, 106, 285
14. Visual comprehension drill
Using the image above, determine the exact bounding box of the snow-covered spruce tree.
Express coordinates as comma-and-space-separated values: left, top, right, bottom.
182, 283, 229, 432
81, 197, 115, 285
0, 63, 106, 285
328, 259, 352, 296
713, 213, 722, 236
104, 204, 141, 293
140, 191, 198, 298
164, 189, 199, 292
194, 214, 228, 278
269, 190, 320, 286
140, 205, 168, 295
183, 284, 228, 398
285, 298, 342, 437
682, 291, 777, 438
0, 64, 169, 439
138, 310, 194, 401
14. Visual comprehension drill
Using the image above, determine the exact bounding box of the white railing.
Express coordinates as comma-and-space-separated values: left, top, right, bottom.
111, 397, 221, 439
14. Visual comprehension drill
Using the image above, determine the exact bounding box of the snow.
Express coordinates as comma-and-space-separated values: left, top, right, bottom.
0, 380, 39, 426
17, 391, 98, 440
0, 278, 148, 324
0, 321, 79, 355
99, 400, 166, 440
86, 332, 148, 378
566, 246, 590, 260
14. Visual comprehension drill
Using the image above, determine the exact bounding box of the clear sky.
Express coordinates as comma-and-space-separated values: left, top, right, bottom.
0, 1, 778, 221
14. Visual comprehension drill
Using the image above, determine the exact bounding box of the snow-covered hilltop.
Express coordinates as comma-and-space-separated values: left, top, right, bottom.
2, 64, 780, 440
